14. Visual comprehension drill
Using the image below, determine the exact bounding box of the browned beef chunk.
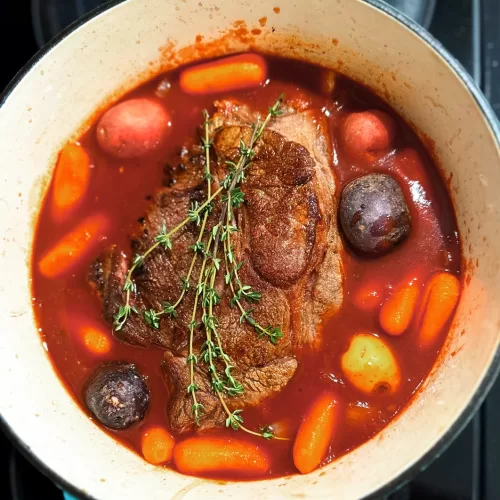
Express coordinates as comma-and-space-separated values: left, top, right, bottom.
89, 100, 343, 433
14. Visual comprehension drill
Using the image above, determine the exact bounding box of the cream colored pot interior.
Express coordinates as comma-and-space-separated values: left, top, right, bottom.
0, 0, 499, 499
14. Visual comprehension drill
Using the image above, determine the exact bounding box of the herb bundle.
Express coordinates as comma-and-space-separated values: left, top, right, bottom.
114, 95, 287, 440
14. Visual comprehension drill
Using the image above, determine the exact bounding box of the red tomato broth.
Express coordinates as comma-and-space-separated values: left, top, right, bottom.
31, 55, 461, 479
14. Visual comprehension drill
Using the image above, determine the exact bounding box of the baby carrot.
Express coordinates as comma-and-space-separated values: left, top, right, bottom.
142, 427, 175, 465
180, 53, 267, 95
418, 272, 461, 347
173, 437, 269, 476
293, 392, 340, 474
38, 213, 109, 279
81, 325, 111, 355
353, 282, 382, 311
51, 143, 91, 222
380, 278, 420, 336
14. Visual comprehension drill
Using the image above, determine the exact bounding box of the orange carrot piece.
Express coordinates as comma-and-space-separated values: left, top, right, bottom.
353, 282, 381, 312
38, 213, 109, 279
380, 278, 420, 336
81, 325, 111, 354
173, 437, 269, 476
142, 427, 175, 465
51, 143, 91, 222
293, 392, 340, 474
418, 272, 461, 347
345, 402, 377, 427
180, 54, 267, 95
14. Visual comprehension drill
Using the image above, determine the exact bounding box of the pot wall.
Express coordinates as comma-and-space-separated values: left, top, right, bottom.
0, 1, 499, 499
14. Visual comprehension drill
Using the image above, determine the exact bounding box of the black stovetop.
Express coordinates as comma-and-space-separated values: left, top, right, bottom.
0, 1, 499, 499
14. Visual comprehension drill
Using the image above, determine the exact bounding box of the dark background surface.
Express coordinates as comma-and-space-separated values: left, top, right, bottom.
0, 1, 499, 499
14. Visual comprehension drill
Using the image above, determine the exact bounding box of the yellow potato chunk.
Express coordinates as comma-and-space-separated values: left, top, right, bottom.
341, 333, 401, 394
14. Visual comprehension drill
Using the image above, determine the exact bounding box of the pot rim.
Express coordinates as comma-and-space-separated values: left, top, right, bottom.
1, 1, 499, 499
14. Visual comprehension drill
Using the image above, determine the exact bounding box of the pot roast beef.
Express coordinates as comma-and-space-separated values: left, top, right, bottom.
89, 100, 343, 432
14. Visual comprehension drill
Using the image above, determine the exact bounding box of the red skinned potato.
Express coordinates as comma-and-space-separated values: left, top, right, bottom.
96, 98, 169, 159
342, 110, 395, 161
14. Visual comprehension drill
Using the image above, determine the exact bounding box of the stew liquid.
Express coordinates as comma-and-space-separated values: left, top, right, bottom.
31, 55, 461, 479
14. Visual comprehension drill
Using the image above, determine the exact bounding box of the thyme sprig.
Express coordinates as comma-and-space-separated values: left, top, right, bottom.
223, 196, 284, 345
113, 98, 288, 441
185, 109, 215, 425
113, 184, 223, 331
203, 237, 244, 398
201, 231, 286, 441
187, 232, 213, 425
220, 95, 285, 344
144, 113, 215, 329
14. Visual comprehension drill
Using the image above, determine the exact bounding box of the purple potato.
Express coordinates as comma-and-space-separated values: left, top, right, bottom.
340, 173, 411, 254
84, 362, 150, 430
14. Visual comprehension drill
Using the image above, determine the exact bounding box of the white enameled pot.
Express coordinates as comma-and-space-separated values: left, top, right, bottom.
0, 1, 499, 499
